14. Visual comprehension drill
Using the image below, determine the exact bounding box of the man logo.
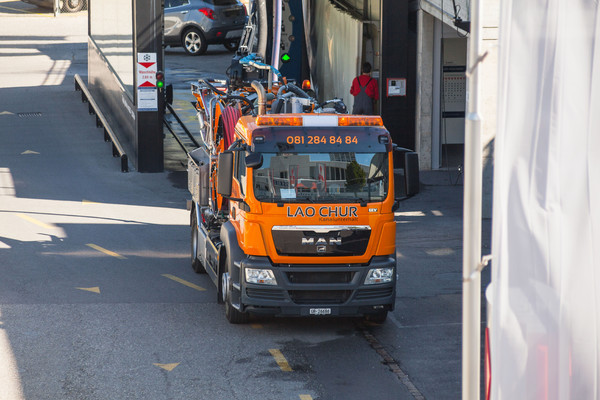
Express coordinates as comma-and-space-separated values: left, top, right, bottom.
302, 237, 342, 246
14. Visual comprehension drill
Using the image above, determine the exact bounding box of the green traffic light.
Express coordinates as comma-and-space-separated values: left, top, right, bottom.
157, 80, 164, 88
281, 53, 291, 63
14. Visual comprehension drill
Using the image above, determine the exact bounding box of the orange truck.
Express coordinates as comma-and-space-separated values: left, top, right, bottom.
188, 77, 418, 323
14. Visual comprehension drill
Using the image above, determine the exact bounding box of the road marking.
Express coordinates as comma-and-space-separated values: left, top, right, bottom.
0, 4, 28, 13
251, 323, 263, 329
76, 287, 100, 294
153, 363, 179, 371
161, 274, 206, 291
269, 349, 293, 372
82, 199, 100, 204
16, 213, 55, 229
299, 396, 313, 400
21, 150, 40, 155
0, 111, 14, 115
395, 211, 426, 217
86, 243, 126, 259
0, 3, 49, 15
426, 248, 455, 256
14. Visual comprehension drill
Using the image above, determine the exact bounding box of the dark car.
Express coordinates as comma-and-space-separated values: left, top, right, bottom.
164, 0, 247, 55
20, 0, 85, 12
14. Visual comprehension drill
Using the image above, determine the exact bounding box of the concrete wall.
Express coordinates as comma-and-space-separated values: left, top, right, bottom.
415, 10, 435, 169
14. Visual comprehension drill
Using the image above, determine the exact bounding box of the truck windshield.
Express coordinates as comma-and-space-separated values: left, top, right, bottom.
253, 152, 389, 203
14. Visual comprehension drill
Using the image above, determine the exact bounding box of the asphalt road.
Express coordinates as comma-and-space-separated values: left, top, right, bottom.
0, 7, 490, 400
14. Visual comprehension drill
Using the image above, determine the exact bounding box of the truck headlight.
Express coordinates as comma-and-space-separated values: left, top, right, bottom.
245, 268, 277, 285
364, 268, 394, 285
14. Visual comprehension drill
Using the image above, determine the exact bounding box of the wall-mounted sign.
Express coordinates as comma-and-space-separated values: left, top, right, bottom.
137, 52, 158, 111
386, 78, 406, 97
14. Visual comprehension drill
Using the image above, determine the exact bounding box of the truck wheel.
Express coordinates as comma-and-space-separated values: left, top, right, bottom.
191, 210, 206, 274
221, 255, 249, 324
364, 311, 388, 324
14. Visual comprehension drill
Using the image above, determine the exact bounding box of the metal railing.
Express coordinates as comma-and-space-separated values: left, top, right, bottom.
74, 74, 129, 172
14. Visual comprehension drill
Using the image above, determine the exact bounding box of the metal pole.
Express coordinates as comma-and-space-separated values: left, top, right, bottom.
462, 0, 483, 398
271, 0, 282, 83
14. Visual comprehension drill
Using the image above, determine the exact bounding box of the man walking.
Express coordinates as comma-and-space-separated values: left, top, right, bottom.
350, 62, 379, 115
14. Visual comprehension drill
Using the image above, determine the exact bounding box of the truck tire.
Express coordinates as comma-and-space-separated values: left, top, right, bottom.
191, 210, 206, 274
221, 254, 249, 324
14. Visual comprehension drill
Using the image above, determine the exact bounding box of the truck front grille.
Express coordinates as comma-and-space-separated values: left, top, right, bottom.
289, 290, 352, 305
272, 226, 371, 257
286, 271, 354, 284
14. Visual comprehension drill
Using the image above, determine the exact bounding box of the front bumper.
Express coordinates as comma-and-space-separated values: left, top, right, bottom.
238, 255, 396, 317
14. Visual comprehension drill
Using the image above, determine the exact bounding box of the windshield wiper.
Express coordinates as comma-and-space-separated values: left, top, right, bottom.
354, 197, 367, 207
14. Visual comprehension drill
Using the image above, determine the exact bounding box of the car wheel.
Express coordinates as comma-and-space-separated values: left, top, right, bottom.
223, 39, 240, 52
182, 28, 208, 56
61, 0, 84, 12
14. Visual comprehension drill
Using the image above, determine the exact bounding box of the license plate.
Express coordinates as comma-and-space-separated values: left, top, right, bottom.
309, 308, 331, 316
225, 29, 243, 39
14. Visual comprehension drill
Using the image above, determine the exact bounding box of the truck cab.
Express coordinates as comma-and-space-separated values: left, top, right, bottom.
189, 109, 409, 323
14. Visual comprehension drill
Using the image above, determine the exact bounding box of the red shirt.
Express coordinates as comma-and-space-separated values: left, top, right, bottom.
350, 74, 379, 100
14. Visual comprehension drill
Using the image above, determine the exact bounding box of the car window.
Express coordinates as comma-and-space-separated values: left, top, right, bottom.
205, 0, 240, 5
166, 0, 189, 8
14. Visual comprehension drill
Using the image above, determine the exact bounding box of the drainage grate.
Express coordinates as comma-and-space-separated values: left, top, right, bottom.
18, 112, 43, 118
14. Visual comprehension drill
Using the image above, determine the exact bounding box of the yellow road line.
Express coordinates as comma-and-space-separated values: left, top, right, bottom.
251, 323, 263, 329
0, 4, 28, 13
299, 396, 313, 400
86, 243, 126, 259
16, 213, 55, 229
0, 4, 47, 15
161, 274, 206, 291
269, 349, 293, 372
153, 362, 180, 371
76, 287, 100, 294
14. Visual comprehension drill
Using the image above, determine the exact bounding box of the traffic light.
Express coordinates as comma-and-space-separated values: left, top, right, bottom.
280, 53, 291, 63
156, 71, 165, 89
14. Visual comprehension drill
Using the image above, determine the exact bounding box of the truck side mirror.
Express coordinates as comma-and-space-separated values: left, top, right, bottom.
245, 152, 263, 168
393, 147, 420, 197
404, 152, 420, 197
217, 152, 234, 197
165, 84, 174, 106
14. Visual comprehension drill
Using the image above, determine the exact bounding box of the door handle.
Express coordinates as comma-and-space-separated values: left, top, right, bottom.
180, 10, 188, 14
